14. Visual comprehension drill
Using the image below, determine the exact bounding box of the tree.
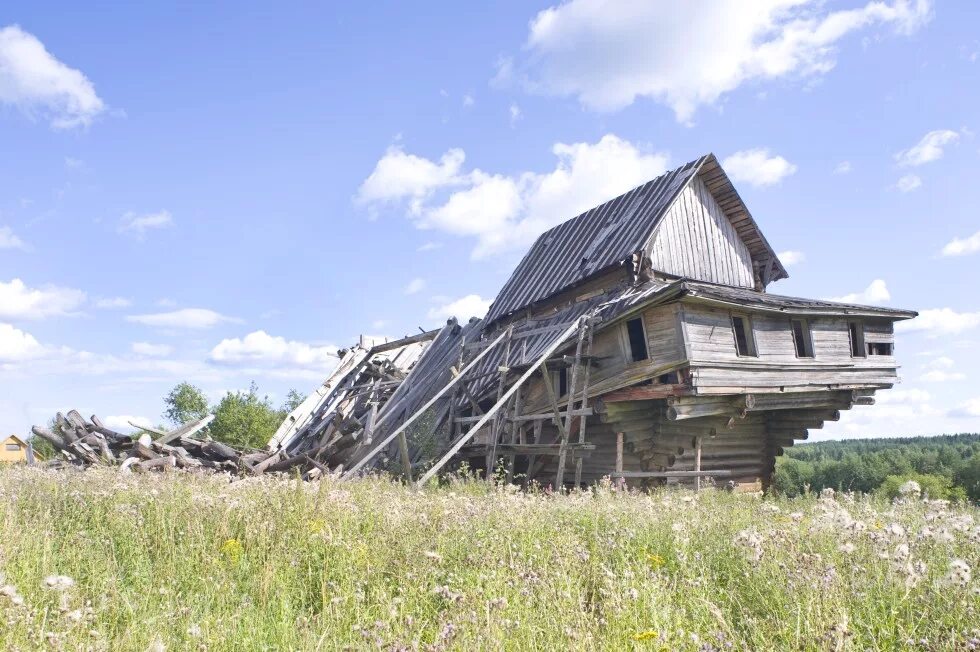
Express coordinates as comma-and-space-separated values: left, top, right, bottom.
281, 389, 307, 414
209, 382, 282, 449
163, 382, 209, 426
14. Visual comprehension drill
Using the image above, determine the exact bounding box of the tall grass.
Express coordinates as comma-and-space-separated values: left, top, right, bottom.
0, 467, 977, 650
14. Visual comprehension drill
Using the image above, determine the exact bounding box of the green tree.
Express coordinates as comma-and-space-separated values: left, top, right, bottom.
209, 382, 282, 449
163, 382, 209, 426
281, 389, 307, 414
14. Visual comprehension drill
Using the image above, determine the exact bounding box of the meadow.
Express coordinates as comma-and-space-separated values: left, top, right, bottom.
0, 467, 977, 651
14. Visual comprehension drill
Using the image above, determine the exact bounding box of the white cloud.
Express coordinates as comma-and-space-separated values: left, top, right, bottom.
833, 161, 852, 174
427, 294, 492, 321
131, 342, 173, 357
209, 330, 338, 370
102, 415, 154, 432
156, 298, 177, 307
895, 129, 960, 166
920, 370, 965, 383
462, 94, 475, 107
0, 322, 48, 361
721, 149, 797, 187
949, 397, 980, 419
827, 279, 890, 305
897, 308, 980, 336
777, 250, 806, 266
95, 296, 131, 309
926, 356, 954, 370
0, 25, 106, 128
0, 278, 86, 320
504, 0, 931, 122
358, 134, 669, 258
404, 277, 426, 295
941, 230, 980, 257
894, 174, 921, 192
355, 146, 465, 211
417, 241, 442, 252
119, 210, 173, 237
509, 103, 522, 126
126, 308, 239, 329
0, 226, 27, 250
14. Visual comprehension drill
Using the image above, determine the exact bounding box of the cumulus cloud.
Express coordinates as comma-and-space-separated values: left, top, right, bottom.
895, 129, 960, 166
356, 146, 465, 212
827, 279, 890, 305
357, 134, 669, 258
0, 226, 27, 250
403, 278, 426, 295
920, 370, 966, 382
126, 308, 239, 329
95, 296, 132, 309
894, 174, 921, 193
949, 397, 980, 419
209, 330, 338, 370
0, 278, 86, 320
941, 230, 980, 257
722, 149, 797, 187
131, 342, 173, 357
0, 25, 106, 128
118, 210, 173, 238
427, 294, 492, 321
897, 308, 980, 336
500, 0, 931, 122
777, 250, 806, 266
0, 322, 48, 361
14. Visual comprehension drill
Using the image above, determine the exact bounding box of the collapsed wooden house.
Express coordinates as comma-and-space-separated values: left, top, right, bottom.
272, 154, 916, 491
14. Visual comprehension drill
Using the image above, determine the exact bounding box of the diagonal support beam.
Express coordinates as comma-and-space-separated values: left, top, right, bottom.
417, 318, 586, 486
341, 328, 510, 479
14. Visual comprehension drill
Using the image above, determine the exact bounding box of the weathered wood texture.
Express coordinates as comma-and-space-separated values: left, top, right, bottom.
647, 175, 755, 288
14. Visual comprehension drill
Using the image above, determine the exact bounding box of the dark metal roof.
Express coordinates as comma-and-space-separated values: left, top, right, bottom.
483, 154, 788, 327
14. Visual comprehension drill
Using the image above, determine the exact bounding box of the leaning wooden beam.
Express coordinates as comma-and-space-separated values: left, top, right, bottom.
555, 319, 587, 488
342, 328, 511, 479
418, 318, 585, 486
573, 316, 595, 487
156, 414, 215, 446
368, 327, 440, 355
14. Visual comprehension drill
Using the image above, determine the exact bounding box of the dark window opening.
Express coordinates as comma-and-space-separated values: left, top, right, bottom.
625, 317, 649, 362
791, 319, 814, 358
868, 342, 893, 356
558, 368, 568, 396
5, 443, 19, 451
731, 315, 756, 357
658, 371, 679, 384
848, 322, 866, 358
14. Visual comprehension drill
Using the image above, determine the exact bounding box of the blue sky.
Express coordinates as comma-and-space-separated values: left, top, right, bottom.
1, 0, 978, 440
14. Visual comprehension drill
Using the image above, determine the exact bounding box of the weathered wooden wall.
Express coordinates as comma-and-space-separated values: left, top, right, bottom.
647, 175, 755, 288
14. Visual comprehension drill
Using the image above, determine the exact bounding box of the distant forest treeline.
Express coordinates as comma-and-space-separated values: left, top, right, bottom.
773, 433, 980, 502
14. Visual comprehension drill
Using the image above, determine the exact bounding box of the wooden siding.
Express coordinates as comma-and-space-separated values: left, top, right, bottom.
647, 175, 755, 288
682, 305, 899, 390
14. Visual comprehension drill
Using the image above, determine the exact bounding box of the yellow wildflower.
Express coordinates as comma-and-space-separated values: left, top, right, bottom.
308, 519, 326, 535
219, 538, 244, 564
646, 554, 665, 569
633, 629, 659, 641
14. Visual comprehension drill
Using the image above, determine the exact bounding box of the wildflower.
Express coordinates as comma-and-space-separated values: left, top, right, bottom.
633, 629, 659, 641
898, 480, 921, 498
894, 543, 910, 561
902, 561, 927, 589
646, 553, 666, 569
946, 559, 972, 587
43, 575, 75, 591
820, 487, 836, 501
187, 623, 202, 638
884, 523, 906, 538
307, 519, 326, 535
838, 542, 856, 555
423, 550, 443, 562
734, 529, 764, 562
626, 587, 640, 600
219, 538, 244, 564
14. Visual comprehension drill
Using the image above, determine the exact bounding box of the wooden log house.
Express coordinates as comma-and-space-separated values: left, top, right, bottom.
274, 153, 916, 491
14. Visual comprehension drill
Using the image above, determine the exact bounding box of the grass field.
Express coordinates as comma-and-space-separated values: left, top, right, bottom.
0, 467, 977, 651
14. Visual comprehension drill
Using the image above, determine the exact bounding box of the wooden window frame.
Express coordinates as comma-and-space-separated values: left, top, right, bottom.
790, 318, 815, 358
622, 316, 650, 363
5, 443, 20, 452
730, 313, 758, 357
848, 321, 866, 358
868, 342, 893, 356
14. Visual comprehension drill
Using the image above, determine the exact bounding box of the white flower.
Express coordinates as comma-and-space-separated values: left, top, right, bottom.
838, 542, 856, 554
885, 523, 906, 538
187, 624, 202, 638
946, 559, 972, 587
897, 480, 921, 497
894, 543, 910, 561
43, 575, 75, 591
820, 487, 836, 501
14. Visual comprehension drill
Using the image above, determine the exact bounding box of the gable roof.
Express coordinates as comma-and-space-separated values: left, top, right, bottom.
483, 154, 787, 326
2, 434, 28, 447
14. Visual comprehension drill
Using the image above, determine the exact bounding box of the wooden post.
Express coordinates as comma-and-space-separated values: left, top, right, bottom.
573, 317, 595, 487
615, 431, 624, 490
694, 436, 703, 492
555, 319, 587, 489
397, 431, 413, 482
487, 327, 513, 481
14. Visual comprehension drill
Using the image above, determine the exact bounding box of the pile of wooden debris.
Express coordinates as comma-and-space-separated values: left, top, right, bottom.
29, 410, 328, 477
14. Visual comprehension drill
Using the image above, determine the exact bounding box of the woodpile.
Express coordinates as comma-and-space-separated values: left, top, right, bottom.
30, 410, 274, 475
